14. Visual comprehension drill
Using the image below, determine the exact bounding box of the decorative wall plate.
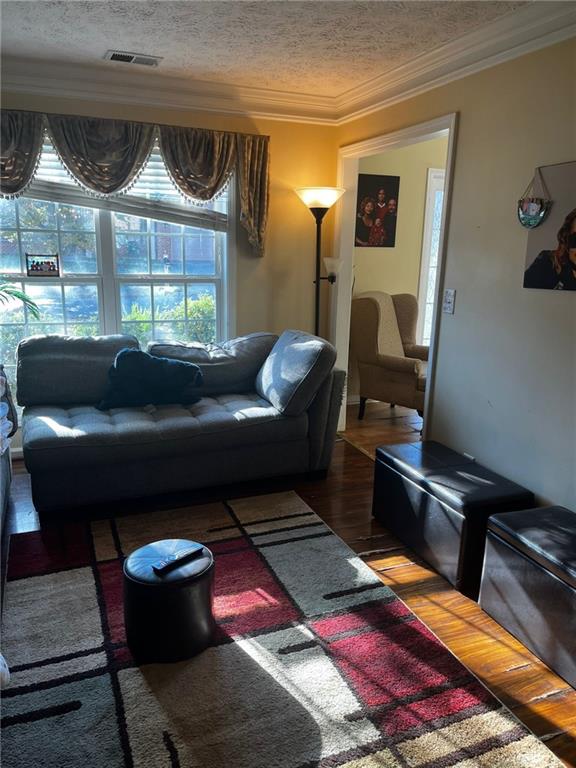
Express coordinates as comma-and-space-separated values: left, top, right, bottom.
517, 168, 552, 229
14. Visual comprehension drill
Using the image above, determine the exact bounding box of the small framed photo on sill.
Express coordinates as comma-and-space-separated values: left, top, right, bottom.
26, 253, 60, 277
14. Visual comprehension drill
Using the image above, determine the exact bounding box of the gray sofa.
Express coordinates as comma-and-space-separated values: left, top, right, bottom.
17, 330, 345, 512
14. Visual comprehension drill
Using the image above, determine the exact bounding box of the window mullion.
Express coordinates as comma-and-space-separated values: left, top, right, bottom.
97, 210, 119, 334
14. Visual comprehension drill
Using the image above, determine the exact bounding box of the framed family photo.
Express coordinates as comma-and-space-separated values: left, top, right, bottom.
354, 173, 400, 248
26, 253, 60, 277
523, 161, 576, 291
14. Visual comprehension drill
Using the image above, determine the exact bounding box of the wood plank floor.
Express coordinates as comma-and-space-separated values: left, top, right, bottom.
5, 428, 575, 766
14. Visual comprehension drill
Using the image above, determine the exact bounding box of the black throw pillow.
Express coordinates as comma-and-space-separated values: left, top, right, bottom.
97, 348, 203, 411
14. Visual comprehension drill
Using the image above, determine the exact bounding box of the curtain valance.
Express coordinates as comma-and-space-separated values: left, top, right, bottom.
0, 110, 269, 256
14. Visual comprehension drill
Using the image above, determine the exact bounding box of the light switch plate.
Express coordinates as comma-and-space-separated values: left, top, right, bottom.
442, 288, 456, 314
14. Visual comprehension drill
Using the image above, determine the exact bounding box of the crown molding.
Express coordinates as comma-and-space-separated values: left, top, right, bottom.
2, 3, 575, 126
335, 2, 576, 124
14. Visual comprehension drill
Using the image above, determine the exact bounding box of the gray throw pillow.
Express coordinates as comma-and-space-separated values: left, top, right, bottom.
147, 332, 278, 396
255, 330, 336, 416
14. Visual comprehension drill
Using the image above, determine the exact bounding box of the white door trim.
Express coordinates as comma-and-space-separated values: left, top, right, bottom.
331, 113, 459, 435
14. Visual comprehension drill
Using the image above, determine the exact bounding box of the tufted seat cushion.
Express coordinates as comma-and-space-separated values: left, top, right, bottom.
22, 393, 308, 471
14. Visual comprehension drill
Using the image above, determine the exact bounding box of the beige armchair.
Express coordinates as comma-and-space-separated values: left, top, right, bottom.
350, 291, 428, 418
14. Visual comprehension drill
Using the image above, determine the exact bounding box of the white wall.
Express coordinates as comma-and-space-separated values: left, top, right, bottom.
339, 39, 576, 508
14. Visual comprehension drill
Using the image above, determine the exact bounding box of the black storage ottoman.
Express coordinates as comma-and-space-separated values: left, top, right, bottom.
480, 506, 576, 688
372, 441, 535, 599
123, 538, 216, 664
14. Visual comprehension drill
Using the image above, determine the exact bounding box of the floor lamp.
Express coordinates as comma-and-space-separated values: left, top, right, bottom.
295, 187, 345, 336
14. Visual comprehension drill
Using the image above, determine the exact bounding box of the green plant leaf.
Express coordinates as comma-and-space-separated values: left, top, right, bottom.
0, 284, 41, 320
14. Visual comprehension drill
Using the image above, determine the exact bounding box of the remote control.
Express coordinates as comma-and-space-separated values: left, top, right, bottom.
152, 545, 205, 575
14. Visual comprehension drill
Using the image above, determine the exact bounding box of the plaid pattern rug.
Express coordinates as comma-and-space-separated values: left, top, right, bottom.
2, 491, 560, 768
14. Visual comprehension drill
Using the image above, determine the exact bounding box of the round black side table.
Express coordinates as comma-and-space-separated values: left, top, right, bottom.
123, 538, 216, 664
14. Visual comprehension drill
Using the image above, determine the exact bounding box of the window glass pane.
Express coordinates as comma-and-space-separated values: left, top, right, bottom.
0, 325, 25, 366
151, 221, 181, 235
66, 323, 100, 337
58, 205, 95, 231
426, 267, 437, 303
21, 231, 59, 260
120, 284, 152, 320
25, 284, 64, 322
0, 199, 17, 229
114, 213, 148, 233
186, 284, 216, 343
64, 285, 99, 323
18, 199, 57, 229
121, 321, 153, 347
184, 228, 216, 275
153, 322, 186, 342
0, 231, 21, 273
151, 234, 183, 274
116, 234, 149, 274
153, 284, 185, 321
27, 322, 65, 336
60, 232, 98, 274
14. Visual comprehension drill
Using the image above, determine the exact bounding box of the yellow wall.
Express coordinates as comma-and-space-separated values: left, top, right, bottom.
354, 137, 447, 296
2, 93, 339, 337
339, 38, 576, 507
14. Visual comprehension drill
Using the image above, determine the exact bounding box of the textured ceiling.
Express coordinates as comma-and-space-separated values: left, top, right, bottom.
1, 1, 528, 97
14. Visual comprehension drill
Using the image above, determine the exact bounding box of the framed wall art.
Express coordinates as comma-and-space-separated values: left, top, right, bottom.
523, 161, 576, 291
354, 173, 400, 248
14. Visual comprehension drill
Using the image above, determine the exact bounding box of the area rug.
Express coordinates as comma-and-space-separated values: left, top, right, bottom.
2, 491, 560, 768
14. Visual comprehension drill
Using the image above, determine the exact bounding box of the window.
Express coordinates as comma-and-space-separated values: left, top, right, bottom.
0, 139, 233, 393
417, 168, 445, 345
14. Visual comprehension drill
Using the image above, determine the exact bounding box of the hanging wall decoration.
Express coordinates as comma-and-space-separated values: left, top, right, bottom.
354, 173, 400, 248
523, 160, 576, 291
517, 167, 553, 229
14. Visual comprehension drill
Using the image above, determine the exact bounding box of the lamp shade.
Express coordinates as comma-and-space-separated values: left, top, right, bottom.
323, 257, 342, 276
295, 187, 345, 209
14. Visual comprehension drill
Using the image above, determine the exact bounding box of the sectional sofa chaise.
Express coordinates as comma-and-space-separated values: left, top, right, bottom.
17, 330, 345, 512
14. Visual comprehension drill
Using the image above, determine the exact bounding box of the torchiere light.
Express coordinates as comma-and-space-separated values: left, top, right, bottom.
295, 186, 345, 335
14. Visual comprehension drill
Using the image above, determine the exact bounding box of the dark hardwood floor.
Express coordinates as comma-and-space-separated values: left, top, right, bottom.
5, 416, 576, 766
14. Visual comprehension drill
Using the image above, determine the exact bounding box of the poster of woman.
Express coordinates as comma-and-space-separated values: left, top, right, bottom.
523, 161, 576, 291
354, 174, 400, 248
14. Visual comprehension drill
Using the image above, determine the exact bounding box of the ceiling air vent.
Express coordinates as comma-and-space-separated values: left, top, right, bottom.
104, 50, 163, 67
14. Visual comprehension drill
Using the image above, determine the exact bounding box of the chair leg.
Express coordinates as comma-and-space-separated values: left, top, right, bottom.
358, 397, 367, 420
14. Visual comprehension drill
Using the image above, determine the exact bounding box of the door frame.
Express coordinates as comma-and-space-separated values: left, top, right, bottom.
329, 113, 458, 434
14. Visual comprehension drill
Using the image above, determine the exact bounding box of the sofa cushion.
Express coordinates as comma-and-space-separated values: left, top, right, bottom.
17, 334, 139, 407
97, 349, 203, 410
255, 330, 337, 417
147, 333, 278, 397
22, 395, 308, 471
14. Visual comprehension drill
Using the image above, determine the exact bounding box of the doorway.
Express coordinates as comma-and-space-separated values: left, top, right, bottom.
329, 114, 458, 441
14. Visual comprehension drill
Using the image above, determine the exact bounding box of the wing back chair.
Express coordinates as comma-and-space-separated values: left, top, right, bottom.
350, 291, 429, 418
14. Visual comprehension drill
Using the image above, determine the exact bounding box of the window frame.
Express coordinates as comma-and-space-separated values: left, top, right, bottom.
0, 170, 236, 346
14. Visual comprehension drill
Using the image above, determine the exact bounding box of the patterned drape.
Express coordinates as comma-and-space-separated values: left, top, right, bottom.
0, 111, 44, 198
159, 126, 236, 201
0, 110, 270, 256
46, 115, 155, 196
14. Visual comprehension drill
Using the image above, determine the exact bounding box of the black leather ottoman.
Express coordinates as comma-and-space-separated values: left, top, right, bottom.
480, 507, 576, 687
123, 539, 216, 664
372, 441, 535, 599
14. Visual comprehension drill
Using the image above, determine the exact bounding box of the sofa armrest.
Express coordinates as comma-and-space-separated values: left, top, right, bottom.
256, 330, 337, 416
375, 354, 419, 374
403, 344, 429, 362
307, 369, 346, 471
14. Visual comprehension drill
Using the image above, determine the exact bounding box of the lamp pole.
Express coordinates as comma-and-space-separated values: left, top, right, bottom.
310, 207, 329, 336
294, 187, 345, 337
